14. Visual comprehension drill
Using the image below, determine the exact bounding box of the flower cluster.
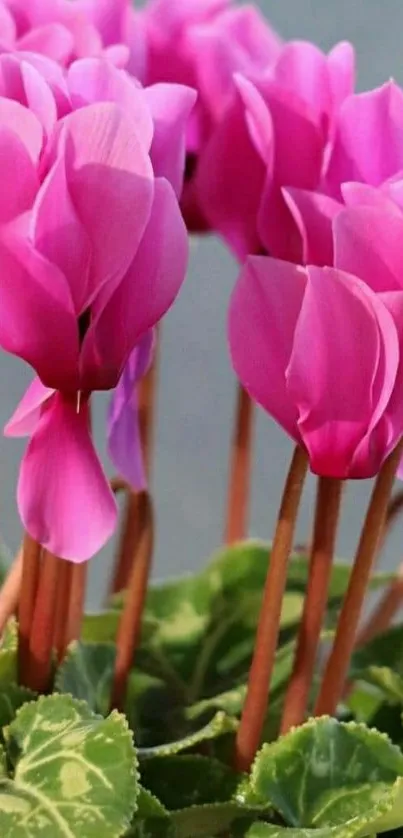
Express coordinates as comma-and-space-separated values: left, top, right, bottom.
2, 0, 403, 561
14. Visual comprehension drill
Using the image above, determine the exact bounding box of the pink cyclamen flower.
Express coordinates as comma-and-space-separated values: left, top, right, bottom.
197, 39, 355, 260
0, 0, 145, 77
1, 64, 194, 561
141, 0, 282, 230
229, 202, 403, 478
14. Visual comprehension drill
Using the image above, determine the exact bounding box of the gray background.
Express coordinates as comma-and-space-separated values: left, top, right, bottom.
1, 1, 402, 607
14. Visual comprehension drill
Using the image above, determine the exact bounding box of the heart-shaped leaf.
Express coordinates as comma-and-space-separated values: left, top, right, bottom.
250, 716, 403, 837
54, 642, 116, 715
127, 787, 174, 837
0, 693, 138, 837
138, 711, 238, 759
0, 684, 35, 731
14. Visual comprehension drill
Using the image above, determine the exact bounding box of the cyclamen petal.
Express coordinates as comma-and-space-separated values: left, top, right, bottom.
18, 393, 117, 562
334, 205, 403, 292
4, 377, 55, 438
108, 330, 155, 489
287, 267, 399, 478
144, 82, 197, 197
229, 256, 305, 440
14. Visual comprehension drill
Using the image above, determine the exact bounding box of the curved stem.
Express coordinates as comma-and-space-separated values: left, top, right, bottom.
18, 535, 41, 687
65, 563, 87, 649
0, 547, 23, 636
110, 490, 140, 596
353, 488, 403, 648
53, 560, 74, 663
281, 478, 343, 733
315, 441, 403, 717
225, 385, 255, 545
110, 492, 154, 711
234, 446, 308, 773
27, 551, 59, 693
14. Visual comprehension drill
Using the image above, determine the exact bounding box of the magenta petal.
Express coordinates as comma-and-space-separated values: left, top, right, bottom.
228, 256, 305, 440
327, 41, 355, 113
17, 24, 74, 65
334, 205, 403, 292
325, 81, 403, 197
67, 58, 153, 151
283, 187, 341, 266
197, 80, 272, 259
59, 102, 154, 297
256, 81, 324, 259
0, 126, 39, 222
272, 40, 332, 127
341, 181, 402, 214
0, 54, 57, 135
144, 82, 197, 196
0, 97, 43, 163
4, 377, 55, 438
18, 394, 117, 562
31, 155, 92, 314
81, 177, 187, 388
0, 225, 78, 388
287, 266, 397, 478
108, 330, 154, 489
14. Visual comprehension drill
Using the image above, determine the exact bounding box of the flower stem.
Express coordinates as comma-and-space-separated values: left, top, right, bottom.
280, 477, 343, 733
18, 534, 41, 687
234, 446, 308, 772
355, 562, 403, 647
27, 551, 60, 693
110, 489, 140, 595
315, 441, 403, 717
0, 547, 23, 636
110, 491, 154, 712
65, 563, 88, 648
53, 560, 74, 663
225, 385, 255, 544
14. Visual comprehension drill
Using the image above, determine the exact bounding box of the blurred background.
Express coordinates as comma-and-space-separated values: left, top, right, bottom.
1, 0, 402, 607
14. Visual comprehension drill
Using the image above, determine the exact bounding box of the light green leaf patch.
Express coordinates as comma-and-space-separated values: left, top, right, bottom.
0, 619, 18, 686
138, 711, 238, 759
0, 693, 138, 837
249, 716, 403, 837
54, 642, 116, 715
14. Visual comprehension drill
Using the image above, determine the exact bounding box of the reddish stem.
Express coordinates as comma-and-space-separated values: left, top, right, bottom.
225, 384, 255, 545
65, 563, 88, 649
110, 492, 154, 711
18, 535, 41, 687
315, 441, 403, 717
53, 560, 74, 663
281, 477, 343, 733
234, 446, 308, 772
110, 489, 140, 596
0, 548, 23, 636
27, 551, 60, 693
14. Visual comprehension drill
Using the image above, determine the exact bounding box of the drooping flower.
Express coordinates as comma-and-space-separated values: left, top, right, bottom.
0, 0, 145, 77
229, 205, 403, 478
140, 0, 282, 230
196, 39, 355, 260
1, 68, 193, 561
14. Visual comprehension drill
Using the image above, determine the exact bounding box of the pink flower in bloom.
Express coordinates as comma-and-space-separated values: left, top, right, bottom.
0, 0, 145, 77
141, 0, 282, 230
197, 39, 355, 260
1, 60, 194, 561
229, 202, 403, 478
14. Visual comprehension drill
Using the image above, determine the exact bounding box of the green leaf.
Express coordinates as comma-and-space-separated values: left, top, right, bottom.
0, 693, 138, 837
127, 787, 173, 837
0, 619, 18, 686
141, 755, 239, 810
54, 642, 115, 715
251, 716, 403, 837
140, 755, 265, 838
0, 684, 35, 731
81, 612, 120, 644
351, 626, 403, 679
138, 711, 238, 758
